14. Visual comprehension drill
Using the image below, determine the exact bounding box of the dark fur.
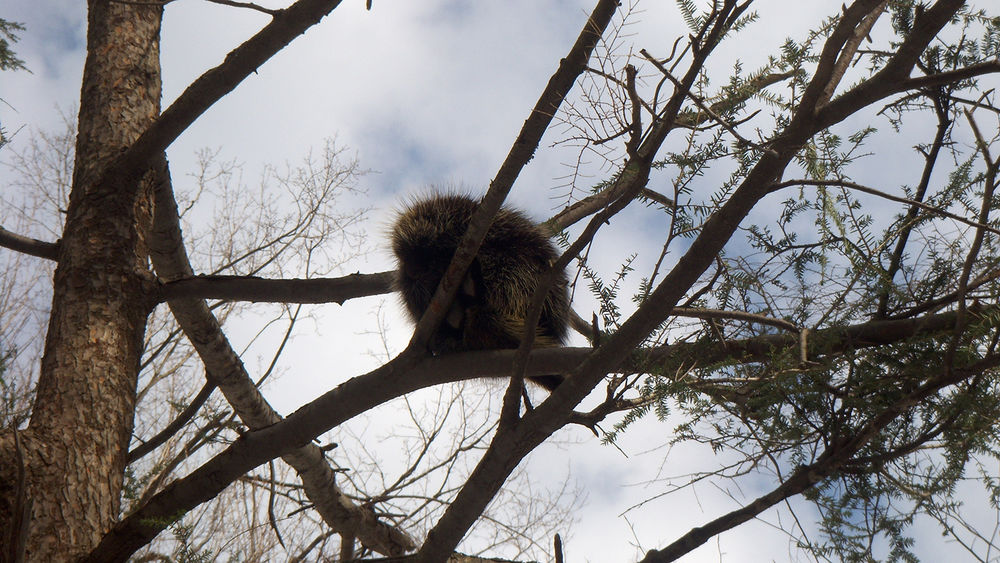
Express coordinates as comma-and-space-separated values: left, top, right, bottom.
391, 193, 570, 390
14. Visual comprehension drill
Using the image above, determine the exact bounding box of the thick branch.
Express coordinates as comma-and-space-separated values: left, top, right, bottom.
104, 0, 345, 194
158, 272, 394, 304
817, 0, 983, 130
0, 226, 58, 260
900, 61, 1000, 92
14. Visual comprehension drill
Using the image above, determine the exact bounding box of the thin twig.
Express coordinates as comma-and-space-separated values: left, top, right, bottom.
204, 0, 280, 15
672, 306, 799, 332
770, 179, 1000, 237
127, 380, 217, 462
638, 48, 773, 154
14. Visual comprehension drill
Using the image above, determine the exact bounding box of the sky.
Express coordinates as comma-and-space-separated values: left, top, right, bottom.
3, 1, 1000, 561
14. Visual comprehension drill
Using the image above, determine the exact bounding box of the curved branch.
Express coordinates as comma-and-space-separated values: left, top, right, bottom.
0, 226, 58, 260
770, 178, 1000, 236
672, 307, 799, 333
104, 0, 347, 195
127, 380, 216, 463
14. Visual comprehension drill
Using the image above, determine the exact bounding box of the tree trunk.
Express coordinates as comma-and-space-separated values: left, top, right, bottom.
0, 0, 162, 560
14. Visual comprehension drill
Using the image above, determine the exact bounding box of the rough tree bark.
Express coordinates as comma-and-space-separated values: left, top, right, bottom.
0, 0, 162, 560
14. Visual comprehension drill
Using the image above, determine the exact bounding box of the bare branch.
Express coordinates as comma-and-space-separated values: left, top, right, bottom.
203, 0, 279, 15
671, 306, 799, 332
0, 226, 58, 260
102, 0, 347, 198
770, 179, 1000, 236
158, 272, 393, 304
127, 380, 217, 463
817, 1, 889, 106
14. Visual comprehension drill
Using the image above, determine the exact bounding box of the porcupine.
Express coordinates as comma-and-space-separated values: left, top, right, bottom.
391, 193, 570, 390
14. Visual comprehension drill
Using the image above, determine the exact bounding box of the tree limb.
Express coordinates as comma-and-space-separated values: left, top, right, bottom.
157, 272, 394, 304
100, 0, 347, 198
769, 178, 1000, 236
0, 226, 58, 260
127, 380, 217, 463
